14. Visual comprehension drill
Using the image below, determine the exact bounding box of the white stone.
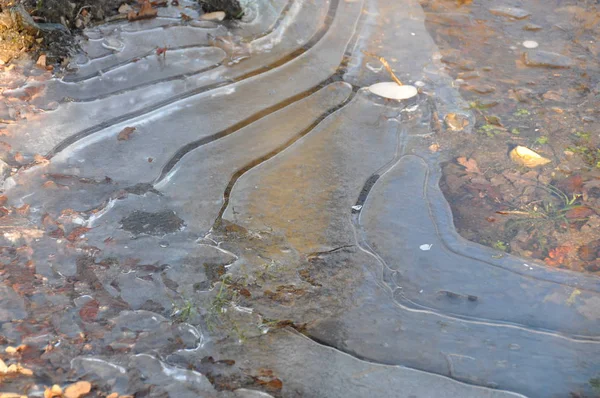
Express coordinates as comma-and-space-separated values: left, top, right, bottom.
368, 83, 418, 100
201, 11, 226, 21
522, 40, 539, 49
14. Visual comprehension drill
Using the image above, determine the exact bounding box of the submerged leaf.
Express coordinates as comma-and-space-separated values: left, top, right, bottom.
509, 145, 551, 167
117, 127, 136, 141
64, 381, 92, 398
456, 157, 481, 174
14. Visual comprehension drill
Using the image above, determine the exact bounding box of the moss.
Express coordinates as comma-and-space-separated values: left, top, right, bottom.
0, 6, 37, 63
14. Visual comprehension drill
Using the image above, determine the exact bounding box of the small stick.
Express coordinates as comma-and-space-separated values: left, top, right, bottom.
362, 51, 403, 86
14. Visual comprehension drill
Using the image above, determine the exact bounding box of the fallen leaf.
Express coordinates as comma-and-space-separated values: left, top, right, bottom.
428, 143, 440, 152
484, 115, 503, 126
181, 13, 192, 21
64, 381, 92, 398
566, 288, 581, 305
456, 156, 481, 174
106, 394, 119, 398
201, 11, 226, 21
44, 385, 62, 398
17, 364, 33, 376
156, 47, 167, 57
117, 127, 136, 141
0, 393, 27, 398
557, 175, 584, 194
34, 154, 49, 164
42, 181, 58, 189
544, 246, 570, 267
79, 300, 99, 322
445, 113, 469, 131
127, 0, 158, 21
66, 227, 91, 242
15, 204, 29, 215
565, 206, 594, 220
0, 359, 7, 373
509, 145, 551, 167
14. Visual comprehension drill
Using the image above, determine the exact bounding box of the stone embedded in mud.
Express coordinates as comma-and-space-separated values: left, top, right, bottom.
368, 83, 418, 100
118, 4, 133, 14
464, 84, 495, 94
523, 50, 573, 68
71, 357, 129, 392
524, 23, 543, 31
101, 37, 125, 52
578, 240, 600, 261
0, 285, 26, 322
234, 389, 275, 397
490, 7, 531, 19
201, 11, 226, 21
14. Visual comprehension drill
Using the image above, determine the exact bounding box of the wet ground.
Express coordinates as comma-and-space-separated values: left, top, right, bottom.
0, 0, 599, 397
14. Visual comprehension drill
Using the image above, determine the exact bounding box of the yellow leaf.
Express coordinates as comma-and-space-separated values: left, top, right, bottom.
445, 113, 469, 132
567, 289, 581, 305
509, 146, 551, 168
44, 385, 62, 398
64, 381, 91, 398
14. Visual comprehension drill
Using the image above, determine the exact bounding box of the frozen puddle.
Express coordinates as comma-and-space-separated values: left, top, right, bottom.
1, 0, 599, 397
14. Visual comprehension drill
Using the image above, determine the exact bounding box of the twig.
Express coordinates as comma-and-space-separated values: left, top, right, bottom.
362, 51, 403, 86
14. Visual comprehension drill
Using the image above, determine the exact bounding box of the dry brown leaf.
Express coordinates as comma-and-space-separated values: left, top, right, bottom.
428, 143, 440, 152
445, 113, 469, 131
106, 394, 119, 398
15, 204, 30, 215
44, 385, 62, 398
0, 393, 28, 398
64, 381, 91, 398
457, 156, 481, 174
117, 127, 136, 141
34, 154, 49, 164
127, 0, 158, 21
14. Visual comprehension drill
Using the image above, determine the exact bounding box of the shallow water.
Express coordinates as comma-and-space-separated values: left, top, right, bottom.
0, 0, 599, 397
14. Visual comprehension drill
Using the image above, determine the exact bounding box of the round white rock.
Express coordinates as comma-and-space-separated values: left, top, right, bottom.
522, 40, 539, 49
368, 82, 418, 100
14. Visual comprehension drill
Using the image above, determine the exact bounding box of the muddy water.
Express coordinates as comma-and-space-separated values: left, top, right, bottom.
0, 0, 599, 397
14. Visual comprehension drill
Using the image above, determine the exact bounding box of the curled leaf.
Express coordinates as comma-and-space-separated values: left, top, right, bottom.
445, 113, 469, 131
509, 145, 551, 167
117, 127, 136, 141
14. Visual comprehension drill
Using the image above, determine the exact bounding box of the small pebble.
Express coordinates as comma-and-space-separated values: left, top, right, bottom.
201, 11, 226, 21
368, 82, 418, 100
522, 40, 539, 49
